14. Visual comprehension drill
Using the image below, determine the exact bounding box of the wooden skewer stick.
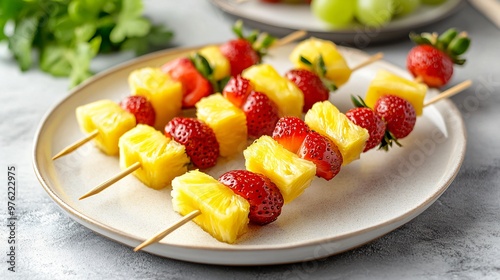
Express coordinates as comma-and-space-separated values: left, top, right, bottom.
424, 80, 472, 107
351, 52, 384, 72
270, 30, 308, 49
52, 130, 99, 160
79, 162, 141, 200
134, 210, 202, 252
414, 76, 424, 83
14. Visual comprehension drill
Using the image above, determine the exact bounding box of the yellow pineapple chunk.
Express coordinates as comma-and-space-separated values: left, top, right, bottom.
364, 70, 428, 115
128, 67, 183, 130
242, 64, 303, 117
197, 45, 230, 81
76, 100, 136, 156
196, 94, 247, 157
290, 37, 352, 87
305, 101, 369, 165
119, 125, 189, 190
244, 136, 316, 204
171, 170, 250, 243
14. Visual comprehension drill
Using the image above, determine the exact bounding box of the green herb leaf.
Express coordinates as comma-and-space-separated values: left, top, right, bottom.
40, 44, 72, 76
68, 36, 102, 87
110, 0, 151, 43
1, 0, 173, 87
8, 16, 39, 71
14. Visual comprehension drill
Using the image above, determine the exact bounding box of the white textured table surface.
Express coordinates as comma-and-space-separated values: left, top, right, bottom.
1, 0, 499, 279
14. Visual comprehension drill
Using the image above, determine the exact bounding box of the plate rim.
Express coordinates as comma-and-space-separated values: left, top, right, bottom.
32, 44, 467, 265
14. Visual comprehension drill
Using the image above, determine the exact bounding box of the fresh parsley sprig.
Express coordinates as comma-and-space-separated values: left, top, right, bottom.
1, 0, 173, 87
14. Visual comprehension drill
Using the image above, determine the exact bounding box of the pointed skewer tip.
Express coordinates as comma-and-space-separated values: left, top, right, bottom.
133, 210, 201, 252
78, 162, 142, 200
52, 130, 99, 160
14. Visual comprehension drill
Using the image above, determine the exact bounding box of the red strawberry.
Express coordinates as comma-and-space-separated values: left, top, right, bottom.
219, 21, 275, 76
164, 117, 219, 169
222, 75, 253, 108
119, 95, 156, 127
272, 116, 310, 153
161, 57, 213, 108
407, 28, 470, 87
242, 91, 280, 138
407, 45, 453, 88
285, 69, 330, 112
374, 95, 416, 139
218, 170, 284, 225
346, 107, 386, 152
298, 131, 343, 180
220, 39, 260, 77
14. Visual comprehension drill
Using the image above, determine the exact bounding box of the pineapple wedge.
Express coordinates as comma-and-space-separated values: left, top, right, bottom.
119, 125, 189, 190
364, 70, 428, 115
197, 45, 230, 81
305, 101, 369, 165
290, 37, 352, 88
76, 99, 136, 156
128, 67, 183, 130
244, 136, 316, 204
196, 93, 247, 157
242, 64, 303, 117
171, 170, 250, 243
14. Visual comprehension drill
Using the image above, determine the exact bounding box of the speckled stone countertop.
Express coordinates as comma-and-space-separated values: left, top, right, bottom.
1, 0, 499, 279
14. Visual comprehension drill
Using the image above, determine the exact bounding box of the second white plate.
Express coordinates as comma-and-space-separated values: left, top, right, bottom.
33, 43, 466, 265
210, 0, 464, 44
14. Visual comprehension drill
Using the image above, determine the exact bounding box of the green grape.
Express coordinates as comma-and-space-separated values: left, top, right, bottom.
422, 0, 447, 5
355, 0, 395, 27
393, 0, 421, 17
311, 0, 355, 27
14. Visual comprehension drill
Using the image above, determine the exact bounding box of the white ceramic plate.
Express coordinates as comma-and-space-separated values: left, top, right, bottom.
33, 44, 466, 265
210, 0, 464, 44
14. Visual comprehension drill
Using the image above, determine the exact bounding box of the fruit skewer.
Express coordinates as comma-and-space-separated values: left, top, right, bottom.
77, 52, 385, 200
133, 79, 472, 251
51, 26, 306, 161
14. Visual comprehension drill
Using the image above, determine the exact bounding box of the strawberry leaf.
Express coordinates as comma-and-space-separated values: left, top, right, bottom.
378, 130, 402, 151
299, 55, 313, 66
351, 95, 369, 108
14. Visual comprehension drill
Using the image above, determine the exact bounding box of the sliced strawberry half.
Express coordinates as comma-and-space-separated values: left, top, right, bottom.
161, 57, 213, 108
218, 170, 284, 225
164, 117, 219, 169
222, 75, 253, 108
298, 131, 343, 180
242, 91, 280, 138
272, 116, 310, 153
